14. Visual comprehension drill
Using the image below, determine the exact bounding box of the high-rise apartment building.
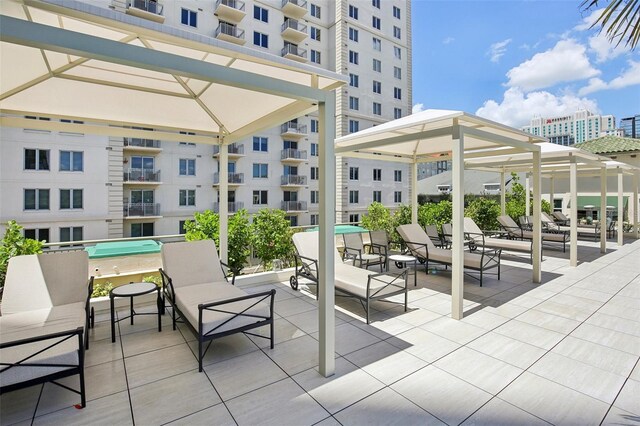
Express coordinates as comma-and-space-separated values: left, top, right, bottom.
0, 0, 412, 242
620, 114, 640, 139
521, 110, 616, 145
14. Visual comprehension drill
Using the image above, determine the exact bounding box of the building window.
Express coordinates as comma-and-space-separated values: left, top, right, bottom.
373, 190, 382, 203
24, 189, 50, 210
310, 119, 319, 133
349, 213, 360, 223
60, 189, 83, 209
310, 214, 319, 225
394, 191, 402, 203
254, 5, 268, 22
372, 0, 380, 8
310, 3, 321, 18
349, 120, 359, 133
311, 143, 319, 156
285, 216, 298, 227
310, 27, 321, 41
310, 166, 319, 180
181, 8, 197, 27
349, 27, 359, 42
372, 16, 381, 30
348, 5, 358, 19
393, 6, 401, 19
179, 159, 195, 176
373, 169, 382, 181
394, 46, 402, 59
252, 163, 268, 178
349, 96, 359, 110
179, 189, 196, 207
373, 37, 381, 51
349, 190, 359, 204
253, 136, 268, 152
179, 221, 187, 235
349, 50, 359, 64
394, 170, 402, 182
373, 58, 381, 72
394, 66, 402, 79
394, 87, 402, 100
393, 26, 401, 39
60, 226, 83, 243
349, 166, 359, 180
310, 190, 319, 204
372, 102, 382, 116
130, 223, 153, 238
553, 199, 563, 212
394, 108, 402, 119
24, 148, 50, 171
59, 150, 83, 172
373, 80, 382, 94
253, 190, 268, 205
253, 31, 268, 48
349, 73, 359, 87
24, 228, 49, 242
310, 49, 321, 64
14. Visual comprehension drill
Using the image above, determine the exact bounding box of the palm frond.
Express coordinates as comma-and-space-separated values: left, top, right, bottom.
580, 0, 640, 49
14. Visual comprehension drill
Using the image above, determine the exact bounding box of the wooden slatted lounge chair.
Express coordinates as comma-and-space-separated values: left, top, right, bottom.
396, 224, 501, 286
497, 215, 571, 250
160, 240, 275, 372
463, 217, 533, 262
290, 231, 407, 324
343, 232, 385, 272
0, 251, 93, 408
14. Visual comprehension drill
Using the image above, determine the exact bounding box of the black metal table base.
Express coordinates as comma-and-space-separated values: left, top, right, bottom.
110, 284, 162, 343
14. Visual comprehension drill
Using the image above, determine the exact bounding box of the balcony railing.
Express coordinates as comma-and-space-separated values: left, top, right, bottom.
213, 201, 245, 213
281, 201, 308, 211
124, 138, 161, 148
129, 0, 163, 15
281, 44, 307, 59
215, 22, 245, 40
280, 121, 308, 135
216, 0, 245, 12
123, 169, 161, 182
124, 203, 160, 217
213, 172, 245, 185
281, 175, 307, 186
282, 0, 307, 7
281, 19, 307, 33
281, 148, 307, 161
213, 143, 244, 156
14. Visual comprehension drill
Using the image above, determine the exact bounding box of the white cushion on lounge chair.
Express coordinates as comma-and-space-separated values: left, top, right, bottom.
333, 264, 398, 299
161, 240, 227, 288
464, 217, 532, 253
174, 283, 270, 336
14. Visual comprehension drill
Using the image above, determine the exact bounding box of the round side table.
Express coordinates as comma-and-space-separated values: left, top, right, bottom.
110, 282, 162, 343
388, 254, 418, 287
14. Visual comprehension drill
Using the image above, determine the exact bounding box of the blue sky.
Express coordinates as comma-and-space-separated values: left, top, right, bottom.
411, 0, 640, 128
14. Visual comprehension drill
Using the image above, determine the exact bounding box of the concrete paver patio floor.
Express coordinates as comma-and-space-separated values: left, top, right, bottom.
2, 238, 639, 425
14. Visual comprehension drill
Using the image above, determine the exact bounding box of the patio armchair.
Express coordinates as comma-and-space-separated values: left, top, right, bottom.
0, 250, 94, 408
343, 232, 385, 272
498, 215, 571, 250
441, 223, 453, 249
290, 231, 407, 324
160, 240, 275, 372
368, 230, 390, 271
396, 224, 501, 286
463, 217, 533, 262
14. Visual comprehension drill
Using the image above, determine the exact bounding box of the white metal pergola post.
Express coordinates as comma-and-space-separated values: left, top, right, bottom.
451, 125, 464, 320
618, 168, 624, 246
500, 170, 506, 216
600, 167, 607, 253
549, 177, 555, 207
570, 158, 578, 267
525, 173, 531, 217
318, 95, 336, 377
532, 152, 542, 283
219, 142, 228, 262
411, 162, 418, 224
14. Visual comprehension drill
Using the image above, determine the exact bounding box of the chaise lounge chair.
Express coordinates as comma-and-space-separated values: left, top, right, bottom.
160, 240, 275, 371
290, 231, 407, 324
498, 215, 571, 250
463, 217, 533, 262
0, 251, 94, 408
396, 224, 501, 286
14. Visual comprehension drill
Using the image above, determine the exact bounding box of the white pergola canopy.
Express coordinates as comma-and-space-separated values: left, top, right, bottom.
336, 109, 546, 320
1, 0, 345, 377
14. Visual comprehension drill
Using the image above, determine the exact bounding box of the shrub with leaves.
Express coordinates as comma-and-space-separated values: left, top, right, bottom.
251, 209, 294, 269
142, 274, 162, 287
360, 202, 394, 236
418, 201, 452, 229
184, 210, 220, 246
391, 204, 412, 244
227, 209, 252, 275
91, 280, 113, 298
465, 197, 501, 231
0, 220, 44, 290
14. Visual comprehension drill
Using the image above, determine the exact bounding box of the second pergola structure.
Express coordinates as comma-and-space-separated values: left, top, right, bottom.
335, 109, 546, 320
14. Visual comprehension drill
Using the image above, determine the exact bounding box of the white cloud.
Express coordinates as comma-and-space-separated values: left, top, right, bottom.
476, 87, 599, 128
442, 37, 455, 45
488, 38, 512, 63
412, 103, 425, 114
578, 60, 640, 95
574, 8, 605, 31
505, 39, 600, 91
588, 33, 629, 63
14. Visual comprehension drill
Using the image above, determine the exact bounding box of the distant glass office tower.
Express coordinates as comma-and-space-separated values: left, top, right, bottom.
522, 110, 616, 145
620, 115, 639, 138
